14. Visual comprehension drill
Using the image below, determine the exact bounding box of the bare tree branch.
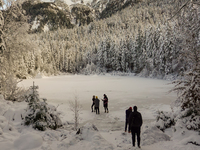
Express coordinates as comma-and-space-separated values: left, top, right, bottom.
168, 0, 191, 21
68, 93, 82, 131
192, 2, 200, 5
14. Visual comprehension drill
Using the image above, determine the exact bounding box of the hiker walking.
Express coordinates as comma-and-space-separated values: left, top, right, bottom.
102, 94, 109, 113
94, 96, 100, 114
91, 95, 95, 112
125, 107, 132, 132
129, 106, 143, 148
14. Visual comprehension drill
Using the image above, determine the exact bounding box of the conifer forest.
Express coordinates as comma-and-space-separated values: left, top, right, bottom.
0, 0, 199, 79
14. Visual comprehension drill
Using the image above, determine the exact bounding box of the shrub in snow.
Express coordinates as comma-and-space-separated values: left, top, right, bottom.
24, 82, 62, 131
156, 68, 200, 139
142, 125, 170, 146
77, 123, 98, 135
0, 74, 26, 101
59, 123, 114, 150
155, 111, 175, 131
170, 70, 200, 131
156, 104, 200, 133
178, 108, 200, 131
81, 63, 97, 75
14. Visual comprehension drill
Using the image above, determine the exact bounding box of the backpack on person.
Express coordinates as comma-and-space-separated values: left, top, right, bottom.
131, 113, 140, 127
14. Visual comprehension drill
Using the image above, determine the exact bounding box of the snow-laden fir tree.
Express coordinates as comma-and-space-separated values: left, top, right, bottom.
120, 39, 128, 72
156, 1, 200, 132
133, 27, 144, 73
173, 1, 200, 113
24, 82, 62, 131
110, 40, 121, 71
97, 39, 105, 72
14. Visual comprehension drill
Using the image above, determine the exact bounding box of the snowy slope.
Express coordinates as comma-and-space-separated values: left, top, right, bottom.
0, 75, 200, 150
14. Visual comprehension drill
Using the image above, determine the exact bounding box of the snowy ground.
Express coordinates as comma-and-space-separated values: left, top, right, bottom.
0, 75, 199, 150
62, 0, 94, 6
40, 0, 94, 6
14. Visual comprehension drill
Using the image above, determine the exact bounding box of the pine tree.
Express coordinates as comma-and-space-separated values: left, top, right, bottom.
133, 27, 144, 73
24, 82, 62, 131
114, 40, 122, 71
110, 40, 118, 71
120, 39, 128, 72
172, 70, 200, 111
143, 26, 154, 75
97, 40, 104, 71
170, 1, 200, 130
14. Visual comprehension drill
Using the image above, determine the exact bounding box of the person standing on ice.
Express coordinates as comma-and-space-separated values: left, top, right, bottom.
94, 96, 100, 114
129, 106, 143, 148
102, 94, 109, 113
91, 95, 95, 112
125, 107, 132, 132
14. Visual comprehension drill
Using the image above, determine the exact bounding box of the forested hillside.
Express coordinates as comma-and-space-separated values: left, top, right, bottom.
0, 0, 199, 80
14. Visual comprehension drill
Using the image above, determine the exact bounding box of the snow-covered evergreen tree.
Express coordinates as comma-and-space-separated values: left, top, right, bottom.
127, 37, 135, 72
110, 40, 119, 71
134, 27, 144, 73
24, 82, 62, 131
97, 40, 104, 72
114, 40, 122, 71
172, 70, 200, 111
120, 39, 128, 72
157, 1, 200, 132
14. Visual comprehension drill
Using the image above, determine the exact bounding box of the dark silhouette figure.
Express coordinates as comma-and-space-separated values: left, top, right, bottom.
125, 107, 132, 132
94, 96, 100, 114
129, 106, 143, 148
76, 128, 81, 134
102, 94, 109, 113
91, 95, 95, 112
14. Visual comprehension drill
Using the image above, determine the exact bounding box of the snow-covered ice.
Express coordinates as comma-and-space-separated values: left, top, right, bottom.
0, 75, 199, 150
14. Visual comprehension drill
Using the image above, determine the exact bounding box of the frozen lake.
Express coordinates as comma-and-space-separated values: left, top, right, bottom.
19, 75, 177, 124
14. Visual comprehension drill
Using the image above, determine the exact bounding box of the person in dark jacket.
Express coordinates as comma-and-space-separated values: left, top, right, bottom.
129, 106, 143, 148
125, 107, 132, 132
94, 96, 100, 114
91, 95, 95, 112
102, 94, 109, 113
